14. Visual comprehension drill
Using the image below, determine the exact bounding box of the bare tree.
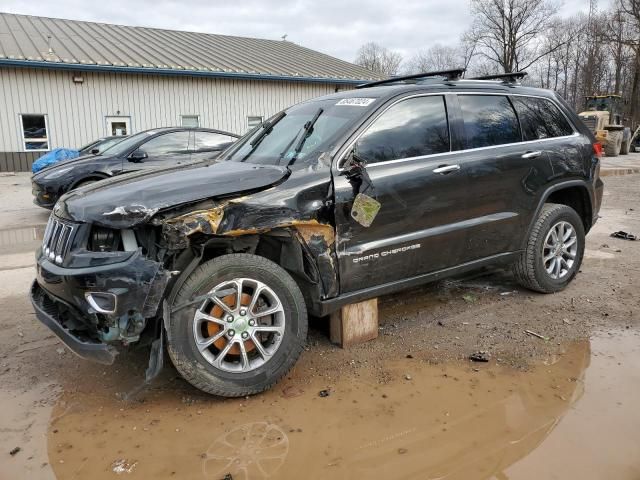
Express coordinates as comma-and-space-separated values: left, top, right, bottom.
354, 42, 403, 76
405, 44, 462, 73
467, 0, 561, 72
613, 0, 640, 125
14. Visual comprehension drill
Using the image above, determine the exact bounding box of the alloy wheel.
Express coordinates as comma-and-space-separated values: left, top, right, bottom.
192, 278, 286, 373
542, 220, 578, 280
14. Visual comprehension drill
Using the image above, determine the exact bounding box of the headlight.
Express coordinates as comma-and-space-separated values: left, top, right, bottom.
88, 227, 138, 252
89, 226, 121, 252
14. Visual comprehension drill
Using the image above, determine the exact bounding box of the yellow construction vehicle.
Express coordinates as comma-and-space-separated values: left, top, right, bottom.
578, 94, 632, 156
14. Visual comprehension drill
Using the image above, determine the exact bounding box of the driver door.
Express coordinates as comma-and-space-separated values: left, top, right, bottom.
332, 94, 470, 293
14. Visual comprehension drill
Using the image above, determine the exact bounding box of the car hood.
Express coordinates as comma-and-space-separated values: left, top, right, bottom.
57, 161, 289, 228
34, 153, 110, 178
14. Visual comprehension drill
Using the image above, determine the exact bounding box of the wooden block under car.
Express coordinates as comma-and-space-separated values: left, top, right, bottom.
329, 298, 378, 347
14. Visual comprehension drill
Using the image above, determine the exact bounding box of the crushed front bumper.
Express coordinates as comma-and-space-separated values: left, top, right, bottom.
30, 281, 118, 364
33, 246, 171, 357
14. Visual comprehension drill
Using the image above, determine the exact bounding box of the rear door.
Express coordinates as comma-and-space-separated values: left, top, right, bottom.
458, 93, 576, 261
447, 94, 534, 261
333, 94, 471, 293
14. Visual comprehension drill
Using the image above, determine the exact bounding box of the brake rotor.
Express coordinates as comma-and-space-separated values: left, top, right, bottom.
207, 293, 255, 354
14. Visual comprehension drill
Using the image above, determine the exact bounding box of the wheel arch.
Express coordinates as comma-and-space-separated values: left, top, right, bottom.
166, 229, 330, 318
70, 172, 110, 189
522, 181, 594, 249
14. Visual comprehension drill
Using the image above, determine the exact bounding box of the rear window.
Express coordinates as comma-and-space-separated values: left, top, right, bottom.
356, 95, 450, 163
458, 95, 521, 149
511, 97, 574, 140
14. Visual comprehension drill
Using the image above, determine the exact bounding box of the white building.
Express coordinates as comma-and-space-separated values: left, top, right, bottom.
0, 12, 377, 171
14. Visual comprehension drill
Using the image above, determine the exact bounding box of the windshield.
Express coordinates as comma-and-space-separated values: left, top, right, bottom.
221, 98, 377, 168
96, 136, 127, 153
101, 130, 163, 157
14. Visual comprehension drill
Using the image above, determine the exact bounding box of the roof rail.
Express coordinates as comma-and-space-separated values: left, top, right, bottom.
355, 68, 466, 89
471, 72, 528, 82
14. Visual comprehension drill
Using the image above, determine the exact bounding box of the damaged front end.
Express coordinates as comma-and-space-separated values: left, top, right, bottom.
31, 158, 341, 368
155, 192, 340, 301
31, 216, 172, 364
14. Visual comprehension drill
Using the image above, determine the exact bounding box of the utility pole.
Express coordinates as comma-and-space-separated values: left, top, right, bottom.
584, 0, 599, 106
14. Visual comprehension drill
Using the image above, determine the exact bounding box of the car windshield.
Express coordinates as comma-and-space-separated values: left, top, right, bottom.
78, 139, 101, 152
221, 97, 377, 168
96, 136, 127, 153
100, 130, 164, 156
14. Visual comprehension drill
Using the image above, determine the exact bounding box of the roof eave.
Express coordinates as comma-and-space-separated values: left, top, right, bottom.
0, 59, 369, 85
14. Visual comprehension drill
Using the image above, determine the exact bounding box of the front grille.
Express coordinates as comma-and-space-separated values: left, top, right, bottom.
42, 216, 77, 265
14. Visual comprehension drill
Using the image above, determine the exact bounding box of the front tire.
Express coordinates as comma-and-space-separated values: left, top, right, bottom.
167, 254, 308, 397
513, 203, 585, 293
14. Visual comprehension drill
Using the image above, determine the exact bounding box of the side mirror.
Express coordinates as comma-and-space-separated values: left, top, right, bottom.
342, 144, 368, 175
128, 149, 148, 163
91, 148, 100, 155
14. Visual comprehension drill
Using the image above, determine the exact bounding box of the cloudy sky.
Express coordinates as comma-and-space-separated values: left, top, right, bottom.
1, 0, 602, 63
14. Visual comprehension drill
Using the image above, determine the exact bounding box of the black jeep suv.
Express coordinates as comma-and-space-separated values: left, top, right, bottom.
30, 70, 603, 397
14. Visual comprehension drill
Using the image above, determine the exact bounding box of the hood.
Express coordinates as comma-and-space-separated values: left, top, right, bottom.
34, 153, 109, 177
57, 160, 289, 228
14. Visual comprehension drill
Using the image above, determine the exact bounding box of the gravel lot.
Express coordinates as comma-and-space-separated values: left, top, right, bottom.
0, 169, 639, 479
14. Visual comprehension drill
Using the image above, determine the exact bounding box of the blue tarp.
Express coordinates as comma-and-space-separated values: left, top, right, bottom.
32, 148, 80, 173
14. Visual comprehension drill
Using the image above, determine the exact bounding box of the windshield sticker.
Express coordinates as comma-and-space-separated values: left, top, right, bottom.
336, 98, 376, 107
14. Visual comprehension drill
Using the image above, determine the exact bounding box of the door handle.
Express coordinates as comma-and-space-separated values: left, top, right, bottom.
433, 164, 460, 174
521, 151, 542, 159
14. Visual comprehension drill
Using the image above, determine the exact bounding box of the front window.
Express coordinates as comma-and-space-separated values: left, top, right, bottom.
140, 131, 190, 157
356, 96, 449, 163
21, 114, 49, 151
223, 99, 377, 168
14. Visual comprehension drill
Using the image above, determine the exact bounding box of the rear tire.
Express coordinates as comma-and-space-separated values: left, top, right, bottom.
167, 254, 308, 397
513, 203, 585, 293
604, 130, 623, 157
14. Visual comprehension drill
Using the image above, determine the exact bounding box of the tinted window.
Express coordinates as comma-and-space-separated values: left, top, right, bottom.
195, 132, 236, 152
459, 95, 521, 149
141, 131, 190, 157
356, 96, 449, 163
511, 97, 574, 140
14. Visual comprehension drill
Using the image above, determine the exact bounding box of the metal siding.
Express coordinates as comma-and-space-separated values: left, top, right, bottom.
0, 151, 38, 172
0, 67, 346, 161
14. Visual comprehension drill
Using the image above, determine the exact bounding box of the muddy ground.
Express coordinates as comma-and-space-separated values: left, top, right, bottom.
0, 172, 639, 479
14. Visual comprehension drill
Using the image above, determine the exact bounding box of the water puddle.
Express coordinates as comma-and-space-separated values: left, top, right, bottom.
45, 329, 640, 479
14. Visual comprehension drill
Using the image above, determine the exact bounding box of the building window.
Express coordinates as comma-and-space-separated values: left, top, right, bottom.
247, 116, 263, 131
181, 115, 200, 128
21, 114, 49, 151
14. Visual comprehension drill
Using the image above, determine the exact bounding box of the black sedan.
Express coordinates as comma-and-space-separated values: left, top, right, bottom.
32, 127, 239, 209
